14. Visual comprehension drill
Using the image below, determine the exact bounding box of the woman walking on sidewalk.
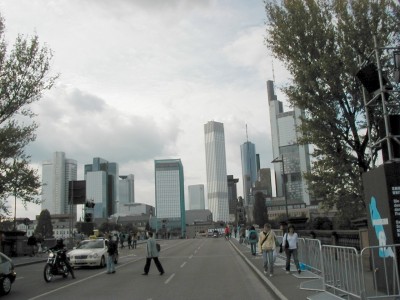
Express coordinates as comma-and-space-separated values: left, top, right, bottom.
259, 223, 277, 277
282, 224, 301, 274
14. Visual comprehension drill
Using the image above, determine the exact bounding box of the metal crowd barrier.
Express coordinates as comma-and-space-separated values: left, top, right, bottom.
360, 244, 400, 299
296, 242, 400, 299
321, 245, 363, 299
301, 238, 323, 276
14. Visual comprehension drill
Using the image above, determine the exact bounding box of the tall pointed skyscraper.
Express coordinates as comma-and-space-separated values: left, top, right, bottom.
267, 80, 311, 205
204, 121, 229, 222
240, 141, 257, 206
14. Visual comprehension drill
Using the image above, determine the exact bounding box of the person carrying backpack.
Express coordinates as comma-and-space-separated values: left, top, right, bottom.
248, 226, 258, 256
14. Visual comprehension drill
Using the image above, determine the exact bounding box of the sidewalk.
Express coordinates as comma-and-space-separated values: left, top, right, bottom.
229, 237, 324, 300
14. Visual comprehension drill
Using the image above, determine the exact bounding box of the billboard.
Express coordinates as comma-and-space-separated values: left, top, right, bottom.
363, 162, 400, 292
68, 180, 86, 205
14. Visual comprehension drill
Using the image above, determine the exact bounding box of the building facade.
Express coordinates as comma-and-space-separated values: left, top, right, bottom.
240, 141, 257, 206
118, 174, 135, 214
267, 80, 311, 205
154, 159, 186, 237
204, 121, 230, 222
227, 175, 239, 222
41, 152, 77, 216
188, 184, 205, 210
84, 157, 119, 219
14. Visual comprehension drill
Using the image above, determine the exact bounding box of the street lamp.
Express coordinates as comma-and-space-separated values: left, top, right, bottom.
271, 155, 289, 221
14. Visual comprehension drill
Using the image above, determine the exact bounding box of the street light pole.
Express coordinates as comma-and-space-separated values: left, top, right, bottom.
271, 155, 289, 221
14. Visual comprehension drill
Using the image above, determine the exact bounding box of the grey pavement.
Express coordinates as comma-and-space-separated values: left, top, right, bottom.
229, 236, 324, 300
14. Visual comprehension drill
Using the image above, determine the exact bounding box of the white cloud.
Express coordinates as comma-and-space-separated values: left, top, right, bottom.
1, 0, 288, 219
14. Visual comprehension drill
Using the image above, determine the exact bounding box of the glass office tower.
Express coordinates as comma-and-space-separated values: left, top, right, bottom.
204, 121, 229, 222
42, 151, 77, 215
240, 141, 257, 206
155, 159, 186, 237
85, 157, 119, 218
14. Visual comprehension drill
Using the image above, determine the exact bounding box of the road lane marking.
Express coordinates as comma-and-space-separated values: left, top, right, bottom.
164, 273, 175, 284
194, 250, 198, 254
180, 262, 186, 268
27, 257, 144, 300
189, 255, 193, 259
16, 277, 24, 280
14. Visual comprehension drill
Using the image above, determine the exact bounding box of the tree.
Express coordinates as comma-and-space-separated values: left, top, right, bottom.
307, 217, 333, 230
123, 223, 138, 234
34, 209, 53, 238
0, 14, 58, 216
6, 158, 41, 230
253, 192, 268, 227
98, 222, 121, 234
264, 0, 400, 223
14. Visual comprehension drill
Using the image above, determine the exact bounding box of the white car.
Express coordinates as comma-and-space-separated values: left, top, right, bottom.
67, 239, 118, 268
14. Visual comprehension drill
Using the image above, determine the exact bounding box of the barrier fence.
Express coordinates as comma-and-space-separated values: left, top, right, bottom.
242, 231, 399, 299
360, 245, 400, 299
321, 245, 363, 299
289, 239, 400, 299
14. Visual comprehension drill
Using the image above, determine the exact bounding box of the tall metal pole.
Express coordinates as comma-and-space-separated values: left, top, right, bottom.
272, 155, 289, 221
374, 35, 394, 161
281, 155, 289, 221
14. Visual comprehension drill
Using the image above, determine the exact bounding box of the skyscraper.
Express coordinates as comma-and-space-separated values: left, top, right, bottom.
227, 175, 239, 220
188, 184, 205, 210
240, 141, 257, 206
41, 152, 77, 215
204, 121, 229, 222
155, 159, 186, 236
119, 175, 135, 204
85, 157, 119, 219
267, 80, 311, 205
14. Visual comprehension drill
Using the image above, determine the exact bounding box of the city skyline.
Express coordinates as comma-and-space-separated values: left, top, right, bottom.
1, 0, 292, 220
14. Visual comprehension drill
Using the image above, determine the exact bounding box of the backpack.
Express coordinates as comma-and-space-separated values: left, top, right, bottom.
249, 231, 257, 240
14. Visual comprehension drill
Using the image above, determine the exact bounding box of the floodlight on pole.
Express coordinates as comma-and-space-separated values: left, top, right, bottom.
271, 155, 289, 221
394, 50, 400, 83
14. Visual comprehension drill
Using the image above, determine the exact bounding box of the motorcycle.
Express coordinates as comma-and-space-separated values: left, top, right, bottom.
43, 249, 70, 282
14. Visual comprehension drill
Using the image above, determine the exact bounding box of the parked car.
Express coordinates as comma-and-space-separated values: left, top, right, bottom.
67, 238, 118, 268
0, 252, 16, 295
212, 230, 219, 238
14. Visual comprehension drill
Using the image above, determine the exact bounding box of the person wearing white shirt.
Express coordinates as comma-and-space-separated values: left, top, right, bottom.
282, 224, 301, 274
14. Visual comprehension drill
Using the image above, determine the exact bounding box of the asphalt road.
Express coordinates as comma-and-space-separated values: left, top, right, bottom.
8, 238, 278, 300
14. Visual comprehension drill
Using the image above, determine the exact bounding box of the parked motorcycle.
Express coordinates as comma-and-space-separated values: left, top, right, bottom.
43, 249, 70, 282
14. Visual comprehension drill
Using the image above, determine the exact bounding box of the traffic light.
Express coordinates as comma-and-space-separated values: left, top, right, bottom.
84, 213, 93, 223
85, 201, 95, 208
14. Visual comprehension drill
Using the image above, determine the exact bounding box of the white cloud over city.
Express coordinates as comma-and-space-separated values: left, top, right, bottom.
0, 0, 291, 219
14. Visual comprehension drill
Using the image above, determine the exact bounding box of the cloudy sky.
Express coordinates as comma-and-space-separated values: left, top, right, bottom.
0, 0, 291, 220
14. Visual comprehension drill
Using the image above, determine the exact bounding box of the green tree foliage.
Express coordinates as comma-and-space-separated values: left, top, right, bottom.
34, 209, 53, 238
98, 222, 121, 234
8, 158, 41, 228
307, 217, 333, 230
264, 0, 400, 222
253, 192, 268, 227
0, 14, 58, 216
123, 223, 138, 234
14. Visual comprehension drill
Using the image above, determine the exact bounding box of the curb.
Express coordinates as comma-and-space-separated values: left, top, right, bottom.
14, 258, 47, 267
229, 240, 288, 300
